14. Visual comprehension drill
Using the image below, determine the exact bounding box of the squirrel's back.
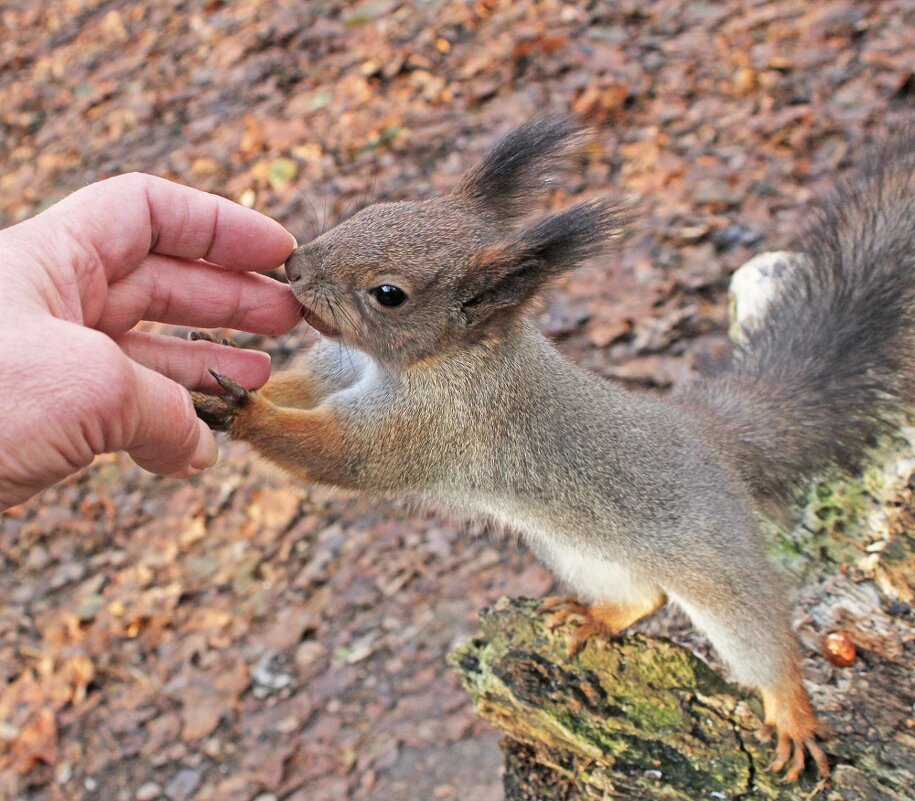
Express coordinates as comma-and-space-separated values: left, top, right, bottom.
681, 135, 915, 506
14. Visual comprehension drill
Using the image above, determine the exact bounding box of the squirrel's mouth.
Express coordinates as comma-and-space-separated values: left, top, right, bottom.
300, 304, 341, 338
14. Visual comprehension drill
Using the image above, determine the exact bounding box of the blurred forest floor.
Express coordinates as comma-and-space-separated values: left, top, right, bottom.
1, 1, 913, 800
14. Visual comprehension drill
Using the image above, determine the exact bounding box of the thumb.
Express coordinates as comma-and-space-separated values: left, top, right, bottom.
123, 359, 218, 477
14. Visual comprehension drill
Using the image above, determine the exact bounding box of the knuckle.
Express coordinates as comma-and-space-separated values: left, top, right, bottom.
82, 172, 149, 207
109, 171, 150, 193
87, 346, 138, 423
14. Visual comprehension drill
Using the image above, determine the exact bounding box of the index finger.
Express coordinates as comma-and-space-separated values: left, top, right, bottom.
40, 173, 297, 281
98, 254, 302, 337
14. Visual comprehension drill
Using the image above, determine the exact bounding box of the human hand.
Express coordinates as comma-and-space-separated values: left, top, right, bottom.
0, 173, 301, 509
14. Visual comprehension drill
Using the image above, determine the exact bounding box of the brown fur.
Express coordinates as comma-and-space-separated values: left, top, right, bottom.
258, 370, 324, 409
233, 398, 354, 487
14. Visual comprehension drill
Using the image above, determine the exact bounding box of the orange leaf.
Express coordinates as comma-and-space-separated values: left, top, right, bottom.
11, 708, 57, 773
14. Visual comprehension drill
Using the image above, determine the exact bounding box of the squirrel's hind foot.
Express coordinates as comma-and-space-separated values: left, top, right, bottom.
538, 593, 666, 658
759, 682, 831, 782
539, 596, 607, 657
757, 725, 830, 783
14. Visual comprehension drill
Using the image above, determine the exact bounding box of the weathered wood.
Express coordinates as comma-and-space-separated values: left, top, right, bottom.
451, 597, 765, 799
450, 585, 912, 800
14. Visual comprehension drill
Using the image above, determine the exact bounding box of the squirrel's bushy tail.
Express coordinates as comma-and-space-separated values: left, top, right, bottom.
683, 136, 915, 505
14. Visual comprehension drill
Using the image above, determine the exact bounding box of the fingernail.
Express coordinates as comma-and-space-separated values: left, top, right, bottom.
290, 232, 299, 249
190, 420, 219, 471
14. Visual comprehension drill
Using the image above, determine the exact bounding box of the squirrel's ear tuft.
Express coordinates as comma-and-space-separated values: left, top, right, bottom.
460, 196, 626, 329
453, 115, 589, 221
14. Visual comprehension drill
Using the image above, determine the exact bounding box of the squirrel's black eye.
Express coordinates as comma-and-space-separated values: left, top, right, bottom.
370, 285, 408, 308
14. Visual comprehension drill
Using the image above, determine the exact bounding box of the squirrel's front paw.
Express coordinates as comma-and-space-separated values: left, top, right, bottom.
188, 330, 238, 347
192, 370, 250, 432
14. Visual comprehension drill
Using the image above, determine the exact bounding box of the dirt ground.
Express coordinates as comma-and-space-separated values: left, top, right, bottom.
1, 1, 913, 800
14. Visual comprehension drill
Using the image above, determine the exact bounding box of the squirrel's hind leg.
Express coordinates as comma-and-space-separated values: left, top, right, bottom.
670, 586, 830, 782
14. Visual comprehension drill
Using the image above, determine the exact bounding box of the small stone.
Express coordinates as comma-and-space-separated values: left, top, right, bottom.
728, 251, 811, 342
165, 768, 201, 801
75, 593, 104, 623
26, 544, 50, 570
295, 640, 325, 670
137, 781, 162, 801
252, 652, 293, 692
275, 715, 299, 734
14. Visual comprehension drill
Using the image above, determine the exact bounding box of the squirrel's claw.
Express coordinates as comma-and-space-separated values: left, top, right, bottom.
538, 595, 591, 624
773, 733, 829, 783
209, 369, 249, 401
191, 392, 231, 432
189, 330, 238, 348
538, 593, 667, 658
758, 725, 830, 783
192, 372, 251, 432
538, 596, 608, 658
759, 680, 831, 782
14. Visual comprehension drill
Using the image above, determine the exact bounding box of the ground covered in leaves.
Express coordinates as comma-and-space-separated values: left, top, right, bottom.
1, 1, 913, 799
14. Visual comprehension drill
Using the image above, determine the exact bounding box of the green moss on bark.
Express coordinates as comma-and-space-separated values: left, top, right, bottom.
450, 595, 912, 800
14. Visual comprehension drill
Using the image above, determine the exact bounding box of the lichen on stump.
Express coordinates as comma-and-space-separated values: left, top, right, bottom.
451, 597, 767, 799
450, 595, 912, 800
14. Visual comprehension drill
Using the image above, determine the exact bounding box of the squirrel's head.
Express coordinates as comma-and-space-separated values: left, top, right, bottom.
284, 116, 625, 368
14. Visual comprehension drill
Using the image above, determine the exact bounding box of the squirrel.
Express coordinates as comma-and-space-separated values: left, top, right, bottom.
192, 116, 915, 782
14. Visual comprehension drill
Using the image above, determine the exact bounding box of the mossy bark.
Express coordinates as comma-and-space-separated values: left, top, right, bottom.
451, 597, 763, 799
450, 590, 912, 800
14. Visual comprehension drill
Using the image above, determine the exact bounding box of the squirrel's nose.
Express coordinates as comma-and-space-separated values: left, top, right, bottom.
284, 249, 304, 283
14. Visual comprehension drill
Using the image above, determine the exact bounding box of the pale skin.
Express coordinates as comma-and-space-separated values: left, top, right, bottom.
0, 172, 301, 510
